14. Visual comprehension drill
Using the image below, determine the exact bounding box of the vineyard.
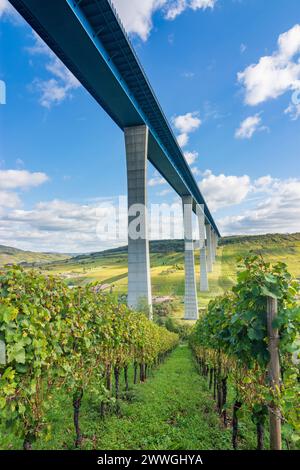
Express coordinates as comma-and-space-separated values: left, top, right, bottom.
0, 268, 178, 450
190, 256, 300, 450
0, 256, 299, 451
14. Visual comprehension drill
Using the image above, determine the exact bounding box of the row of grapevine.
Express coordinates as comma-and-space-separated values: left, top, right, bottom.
0, 267, 178, 449
190, 255, 300, 450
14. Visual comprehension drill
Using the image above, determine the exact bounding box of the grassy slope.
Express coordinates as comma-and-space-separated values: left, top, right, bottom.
2, 234, 299, 318
0, 245, 70, 266
87, 345, 232, 450
0, 345, 250, 450
40, 234, 300, 315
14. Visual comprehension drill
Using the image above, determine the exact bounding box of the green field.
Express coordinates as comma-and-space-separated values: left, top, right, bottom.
24, 233, 300, 316
1, 233, 300, 318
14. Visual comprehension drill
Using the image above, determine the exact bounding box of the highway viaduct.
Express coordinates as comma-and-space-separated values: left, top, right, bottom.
9, 0, 220, 320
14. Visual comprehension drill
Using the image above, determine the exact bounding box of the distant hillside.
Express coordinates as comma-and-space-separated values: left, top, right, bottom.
70, 233, 300, 261
0, 245, 71, 266
2, 233, 300, 271
72, 240, 185, 262
33, 232, 300, 307
220, 233, 300, 246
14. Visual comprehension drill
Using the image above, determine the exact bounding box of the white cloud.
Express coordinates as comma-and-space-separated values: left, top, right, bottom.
0, 196, 182, 252
238, 24, 300, 108
112, 0, 216, 41
6, 199, 102, 231
172, 111, 202, 147
164, 0, 186, 19
165, 0, 216, 20
112, 0, 166, 41
0, 169, 48, 211
254, 175, 273, 189
28, 33, 80, 108
176, 133, 189, 147
235, 114, 267, 139
0, 191, 21, 208
26, 31, 52, 56
190, 0, 216, 9
278, 25, 300, 58
0, 0, 15, 18
0, 170, 49, 190
285, 89, 300, 120
0, 0, 9, 16
35, 78, 74, 109
191, 167, 201, 176
148, 174, 166, 186
173, 111, 202, 133
1, 172, 300, 251
2, 0, 216, 44
0, 198, 116, 252
46, 58, 80, 89
219, 176, 300, 235
285, 102, 300, 120
157, 188, 172, 196
184, 150, 198, 165
199, 170, 251, 211
149, 201, 184, 239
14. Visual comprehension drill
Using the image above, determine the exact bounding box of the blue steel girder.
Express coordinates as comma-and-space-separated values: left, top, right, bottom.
8, 0, 220, 236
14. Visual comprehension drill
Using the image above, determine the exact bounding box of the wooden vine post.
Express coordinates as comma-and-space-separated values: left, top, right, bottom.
267, 296, 282, 450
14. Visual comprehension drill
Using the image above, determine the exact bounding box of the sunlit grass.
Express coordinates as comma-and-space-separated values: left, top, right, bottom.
39, 235, 300, 319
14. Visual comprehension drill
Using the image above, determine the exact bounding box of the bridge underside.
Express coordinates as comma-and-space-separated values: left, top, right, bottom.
9, 0, 219, 235
9, 0, 220, 319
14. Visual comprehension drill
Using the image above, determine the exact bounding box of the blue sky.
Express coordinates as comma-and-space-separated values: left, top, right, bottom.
0, 0, 300, 252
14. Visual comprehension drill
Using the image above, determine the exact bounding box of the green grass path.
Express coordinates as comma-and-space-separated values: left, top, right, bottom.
1, 345, 233, 450
1, 344, 258, 450
78, 344, 232, 450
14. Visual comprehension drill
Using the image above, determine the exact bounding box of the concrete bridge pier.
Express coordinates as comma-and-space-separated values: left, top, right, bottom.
215, 233, 219, 258
212, 229, 216, 263
125, 125, 152, 318
206, 223, 213, 273
182, 196, 198, 320
197, 204, 209, 292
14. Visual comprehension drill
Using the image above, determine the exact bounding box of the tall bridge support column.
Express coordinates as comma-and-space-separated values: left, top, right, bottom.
182, 196, 198, 320
212, 229, 216, 263
197, 204, 209, 292
125, 125, 152, 318
206, 223, 213, 273
214, 232, 218, 260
